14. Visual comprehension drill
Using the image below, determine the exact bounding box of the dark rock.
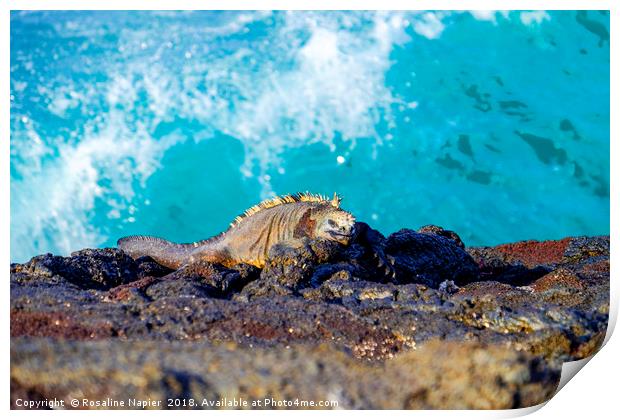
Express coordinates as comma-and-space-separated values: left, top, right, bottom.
145, 278, 216, 300
308, 262, 365, 287
15, 248, 140, 290
135, 256, 174, 278
385, 229, 480, 287
159, 260, 258, 297
234, 277, 295, 301
562, 235, 609, 263
352, 222, 387, 248
467, 247, 551, 286
9, 225, 609, 409
417, 224, 465, 248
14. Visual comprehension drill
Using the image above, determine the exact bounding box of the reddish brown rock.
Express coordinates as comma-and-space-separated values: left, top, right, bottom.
105, 276, 160, 302
10, 310, 114, 340
493, 238, 572, 268
531, 268, 585, 293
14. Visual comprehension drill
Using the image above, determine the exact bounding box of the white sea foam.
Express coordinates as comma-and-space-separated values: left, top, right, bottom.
10, 120, 52, 176
103, 12, 409, 194
520, 11, 551, 26
469, 10, 510, 23
470, 11, 498, 22
411, 12, 446, 39
11, 111, 178, 260
46, 85, 87, 117
222, 13, 406, 188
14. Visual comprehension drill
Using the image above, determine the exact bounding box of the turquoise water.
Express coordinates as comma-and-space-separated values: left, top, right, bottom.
10, 11, 610, 263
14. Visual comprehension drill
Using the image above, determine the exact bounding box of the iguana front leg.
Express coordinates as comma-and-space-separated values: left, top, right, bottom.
371, 245, 397, 279
350, 222, 396, 279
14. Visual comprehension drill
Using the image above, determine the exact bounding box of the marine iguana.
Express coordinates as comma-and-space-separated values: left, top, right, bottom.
117, 192, 356, 270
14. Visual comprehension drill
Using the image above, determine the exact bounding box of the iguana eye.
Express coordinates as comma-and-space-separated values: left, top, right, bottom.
327, 219, 337, 228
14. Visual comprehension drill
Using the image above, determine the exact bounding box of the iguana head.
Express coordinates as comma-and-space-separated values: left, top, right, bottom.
313, 207, 357, 245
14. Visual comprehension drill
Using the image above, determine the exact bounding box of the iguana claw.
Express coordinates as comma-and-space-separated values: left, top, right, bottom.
372, 249, 397, 280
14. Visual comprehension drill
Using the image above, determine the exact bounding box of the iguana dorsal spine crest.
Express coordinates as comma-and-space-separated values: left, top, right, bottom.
230, 191, 342, 228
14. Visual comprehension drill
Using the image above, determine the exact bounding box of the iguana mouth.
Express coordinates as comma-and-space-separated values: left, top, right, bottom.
327, 230, 352, 239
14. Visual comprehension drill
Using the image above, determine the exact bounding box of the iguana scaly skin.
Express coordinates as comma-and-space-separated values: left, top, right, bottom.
117, 192, 356, 270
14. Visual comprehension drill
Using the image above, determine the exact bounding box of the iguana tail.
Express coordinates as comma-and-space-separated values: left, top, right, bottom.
117, 235, 201, 269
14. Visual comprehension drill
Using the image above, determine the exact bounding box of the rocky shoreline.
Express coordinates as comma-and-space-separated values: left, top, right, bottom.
10, 224, 609, 409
